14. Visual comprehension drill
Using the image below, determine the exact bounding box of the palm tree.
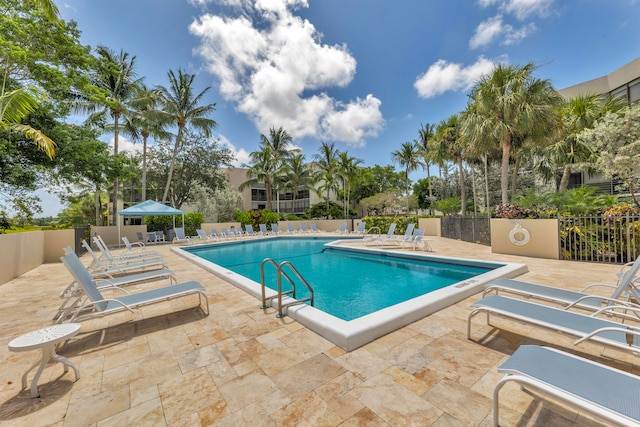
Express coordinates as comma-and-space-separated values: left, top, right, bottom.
240, 146, 275, 210
81, 46, 142, 224
313, 141, 340, 211
544, 93, 624, 192
435, 115, 467, 215
127, 84, 170, 201
31, 0, 59, 20
391, 141, 423, 213
337, 151, 363, 217
0, 86, 55, 158
281, 153, 313, 214
417, 123, 436, 214
463, 63, 561, 204
156, 69, 217, 204
261, 127, 295, 212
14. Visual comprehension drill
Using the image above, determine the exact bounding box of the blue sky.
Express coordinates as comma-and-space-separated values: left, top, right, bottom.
39, 0, 640, 215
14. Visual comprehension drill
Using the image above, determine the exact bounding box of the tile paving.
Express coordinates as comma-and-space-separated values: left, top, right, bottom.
0, 236, 636, 426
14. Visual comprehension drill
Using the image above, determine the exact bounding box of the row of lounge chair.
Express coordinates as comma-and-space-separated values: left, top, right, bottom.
363, 223, 431, 251
54, 236, 208, 324
472, 255, 640, 426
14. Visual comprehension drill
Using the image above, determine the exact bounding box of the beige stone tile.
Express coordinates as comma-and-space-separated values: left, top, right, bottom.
210, 402, 276, 427
423, 379, 492, 425
338, 407, 388, 427
269, 391, 344, 427
350, 372, 443, 425
217, 369, 278, 412
270, 353, 345, 400
158, 367, 227, 425
335, 347, 392, 381
176, 343, 224, 374
97, 396, 166, 427
254, 344, 305, 376
64, 385, 130, 427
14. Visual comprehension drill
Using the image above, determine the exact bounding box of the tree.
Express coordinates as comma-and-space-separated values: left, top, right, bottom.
463, 63, 561, 204
417, 123, 436, 214
313, 141, 340, 211
77, 46, 141, 224
261, 126, 295, 212
281, 152, 313, 214
435, 114, 467, 215
127, 84, 170, 201
579, 104, 640, 208
156, 69, 217, 204
337, 151, 363, 217
391, 141, 423, 213
351, 165, 405, 204
542, 93, 624, 192
146, 129, 233, 209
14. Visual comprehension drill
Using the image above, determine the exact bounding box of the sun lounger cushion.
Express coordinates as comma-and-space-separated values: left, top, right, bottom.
495, 345, 640, 426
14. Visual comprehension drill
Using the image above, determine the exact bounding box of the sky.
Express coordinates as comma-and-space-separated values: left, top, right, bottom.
36, 0, 640, 216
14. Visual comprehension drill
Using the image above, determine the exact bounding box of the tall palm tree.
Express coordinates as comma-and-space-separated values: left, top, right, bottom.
82, 46, 141, 224
281, 153, 313, 214
127, 84, 170, 201
240, 146, 275, 209
156, 69, 217, 204
337, 151, 363, 217
31, 0, 59, 20
417, 122, 436, 214
313, 141, 340, 211
463, 63, 561, 204
261, 126, 295, 212
391, 141, 423, 213
435, 115, 467, 215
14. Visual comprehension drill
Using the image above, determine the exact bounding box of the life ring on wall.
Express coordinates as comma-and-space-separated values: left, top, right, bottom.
508, 223, 531, 246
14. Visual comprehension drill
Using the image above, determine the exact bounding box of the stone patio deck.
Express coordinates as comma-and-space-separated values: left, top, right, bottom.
0, 236, 636, 426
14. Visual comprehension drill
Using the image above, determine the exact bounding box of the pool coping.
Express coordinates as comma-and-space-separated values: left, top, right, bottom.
172, 236, 528, 351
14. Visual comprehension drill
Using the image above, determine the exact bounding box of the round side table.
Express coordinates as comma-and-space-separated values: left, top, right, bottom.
8, 323, 81, 398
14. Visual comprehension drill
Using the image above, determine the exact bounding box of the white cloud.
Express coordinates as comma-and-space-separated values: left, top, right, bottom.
502, 0, 554, 20
477, 0, 554, 20
189, 0, 384, 147
110, 136, 141, 155
469, 15, 536, 49
414, 56, 499, 99
218, 134, 250, 167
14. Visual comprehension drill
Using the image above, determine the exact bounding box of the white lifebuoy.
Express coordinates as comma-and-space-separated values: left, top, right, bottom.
508, 223, 531, 246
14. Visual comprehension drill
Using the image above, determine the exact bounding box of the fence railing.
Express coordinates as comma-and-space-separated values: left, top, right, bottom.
440, 216, 491, 246
559, 214, 640, 264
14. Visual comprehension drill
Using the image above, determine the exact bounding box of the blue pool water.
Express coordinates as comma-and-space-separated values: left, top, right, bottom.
186, 237, 494, 321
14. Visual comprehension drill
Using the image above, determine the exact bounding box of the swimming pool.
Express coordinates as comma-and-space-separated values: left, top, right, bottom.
173, 236, 527, 350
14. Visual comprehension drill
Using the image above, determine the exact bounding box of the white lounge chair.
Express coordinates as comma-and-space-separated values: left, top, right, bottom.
93, 236, 163, 263
494, 345, 640, 426
79, 242, 168, 276
208, 229, 221, 240
483, 255, 640, 312
173, 227, 195, 244
258, 224, 269, 235
336, 222, 347, 233
364, 223, 397, 246
287, 223, 297, 233
299, 223, 309, 233
57, 251, 208, 323
467, 295, 640, 354
55, 260, 176, 323
195, 229, 214, 243
122, 236, 159, 255
310, 223, 321, 233
271, 224, 280, 234
386, 223, 415, 247
409, 228, 431, 251
244, 224, 258, 237
351, 222, 365, 235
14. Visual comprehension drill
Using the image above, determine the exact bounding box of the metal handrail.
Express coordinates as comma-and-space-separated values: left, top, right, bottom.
259, 258, 314, 318
276, 261, 314, 318
260, 258, 295, 309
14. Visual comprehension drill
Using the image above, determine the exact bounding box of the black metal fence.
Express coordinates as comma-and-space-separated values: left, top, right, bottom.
73, 225, 90, 256
440, 216, 491, 246
559, 214, 640, 264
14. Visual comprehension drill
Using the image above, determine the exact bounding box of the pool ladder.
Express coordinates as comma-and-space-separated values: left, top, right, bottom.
260, 258, 314, 318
